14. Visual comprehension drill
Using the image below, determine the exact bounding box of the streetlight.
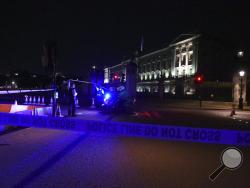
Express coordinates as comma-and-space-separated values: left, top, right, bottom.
239, 70, 245, 110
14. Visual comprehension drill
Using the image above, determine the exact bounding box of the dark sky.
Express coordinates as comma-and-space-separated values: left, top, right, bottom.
0, 0, 250, 75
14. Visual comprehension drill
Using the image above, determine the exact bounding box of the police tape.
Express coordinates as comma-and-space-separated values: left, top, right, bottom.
0, 112, 250, 146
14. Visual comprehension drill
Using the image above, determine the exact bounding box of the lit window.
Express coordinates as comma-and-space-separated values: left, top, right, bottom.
164, 86, 170, 93
104, 78, 109, 83
190, 67, 195, 75
154, 72, 157, 79
188, 44, 193, 51
188, 52, 193, 65
149, 73, 152, 80
165, 71, 169, 78
140, 74, 143, 81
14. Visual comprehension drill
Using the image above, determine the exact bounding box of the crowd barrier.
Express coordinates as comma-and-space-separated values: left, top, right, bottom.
0, 104, 52, 132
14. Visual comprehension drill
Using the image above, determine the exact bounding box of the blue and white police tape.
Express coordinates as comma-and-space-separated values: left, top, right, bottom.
0, 112, 249, 146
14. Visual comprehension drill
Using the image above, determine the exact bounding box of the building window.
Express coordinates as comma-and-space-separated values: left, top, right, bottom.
147, 87, 151, 93
181, 55, 186, 66
139, 65, 143, 73
154, 87, 158, 92
137, 87, 143, 92
176, 48, 180, 54
161, 69, 165, 75
157, 61, 160, 70
190, 67, 195, 75
164, 86, 170, 93
148, 64, 151, 72
188, 44, 193, 51
188, 52, 193, 65
104, 68, 109, 83
149, 64, 152, 72
171, 86, 176, 94
181, 46, 186, 53
154, 72, 157, 79
175, 56, 179, 67
165, 71, 169, 78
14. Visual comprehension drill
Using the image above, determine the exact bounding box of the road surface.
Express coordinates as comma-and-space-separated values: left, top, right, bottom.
1, 105, 250, 187
0, 128, 249, 188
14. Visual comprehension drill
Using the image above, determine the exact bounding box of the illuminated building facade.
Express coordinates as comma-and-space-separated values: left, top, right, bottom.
136, 34, 199, 96
104, 34, 236, 100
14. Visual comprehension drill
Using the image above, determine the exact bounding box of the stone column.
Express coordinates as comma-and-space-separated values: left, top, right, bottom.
126, 61, 137, 99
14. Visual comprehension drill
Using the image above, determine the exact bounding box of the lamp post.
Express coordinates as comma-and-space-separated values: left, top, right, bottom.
239, 70, 245, 110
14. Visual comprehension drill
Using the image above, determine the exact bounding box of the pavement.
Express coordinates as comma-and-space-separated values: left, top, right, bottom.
135, 98, 250, 111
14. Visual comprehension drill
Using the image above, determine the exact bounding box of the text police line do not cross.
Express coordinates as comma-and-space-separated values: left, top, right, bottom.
0, 112, 250, 146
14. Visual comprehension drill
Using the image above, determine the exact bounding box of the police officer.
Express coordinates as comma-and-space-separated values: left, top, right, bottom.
67, 81, 77, 117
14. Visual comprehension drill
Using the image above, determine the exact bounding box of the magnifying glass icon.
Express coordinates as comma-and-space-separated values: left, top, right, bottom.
209, 147, 243, 181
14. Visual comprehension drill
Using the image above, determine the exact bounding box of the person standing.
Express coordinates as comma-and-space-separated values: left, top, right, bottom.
67, 81, 77, 117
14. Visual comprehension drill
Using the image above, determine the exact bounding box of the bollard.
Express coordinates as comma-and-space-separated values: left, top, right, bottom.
37, 96, 41, 104
33, 96, 36, 104
50, 97, 53, 106
24, 95, 28, 104
56, 103, 62, 117
91, 97, 95, 108
29, 96, 32, 104
75, 98, 80, 107
41, 97, 45, 105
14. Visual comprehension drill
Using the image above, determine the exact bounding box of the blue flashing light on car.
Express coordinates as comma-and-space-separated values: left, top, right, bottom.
104, 93, 111, 101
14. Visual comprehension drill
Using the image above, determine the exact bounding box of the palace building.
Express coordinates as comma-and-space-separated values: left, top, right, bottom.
104, 33, 238, 101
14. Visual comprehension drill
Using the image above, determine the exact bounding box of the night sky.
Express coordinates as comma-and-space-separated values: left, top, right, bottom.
0, 1, 249, 75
